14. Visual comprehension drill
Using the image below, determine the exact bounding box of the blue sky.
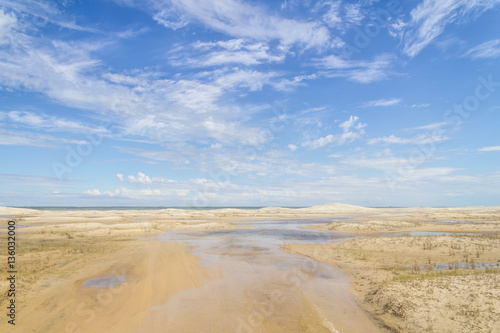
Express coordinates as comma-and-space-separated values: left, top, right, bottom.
0, 0, 499, 207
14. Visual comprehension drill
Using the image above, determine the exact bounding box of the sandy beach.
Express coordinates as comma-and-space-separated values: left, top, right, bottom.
1, 204, 499, 332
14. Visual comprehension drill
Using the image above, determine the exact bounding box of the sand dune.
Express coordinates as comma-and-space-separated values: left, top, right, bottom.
1, 204, 499, 332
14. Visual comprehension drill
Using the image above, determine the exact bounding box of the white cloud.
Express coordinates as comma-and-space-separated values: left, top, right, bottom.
321, 1, 342, 28
388, 18, 407, 38
127, 172, 151, 184
149, 0, 331, 49
361, 98, 401, 107
302, 134, 336, 150
0, 1, 385, 157
411, 103, 430, 108
0, 9, 277, 148
84, 187, 172, 197
172, 39, 286, 67
344, 3, 364, 25
314, 54, 393, 83
342, 156, 406, 172
402, 167, 456, 180
212, 69, 280, 92
115, 27, 150, 39
478, 146, 500, 152
0, 129, 87, 148
153, 7, 190, 30
302, 116, 366, 149
80, 166, 500, 207
368, 133, 448, 145
271, 74, 319, 92
194, 39, 245, 51
0, 10, 16, 45
115, 144, 342, 179
403, 0, 500, 57
121, 171, 176, 185
84, 189, 102, 196
35, 169, 500, 206
0, 173, 80, 187
412, 122, 450, 130
1, 0, 99, 33
114, 146, 191, 164
202, 116, 268, 146
102, 72, 150, 86
0, 111, 106, 133
342, 155, 456, 180
1, 1, 500, 208
464, 39, 500, 59
317, 1, 365, 30
339, 115, 362, 132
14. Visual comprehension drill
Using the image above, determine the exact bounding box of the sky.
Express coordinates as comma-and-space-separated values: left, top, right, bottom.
0, 0, 499, 207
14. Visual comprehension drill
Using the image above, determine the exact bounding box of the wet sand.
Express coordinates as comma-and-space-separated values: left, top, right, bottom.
139, 220, 379, 332
8, 241, 210, 333
1, 204, 499, 332
284, 207, 500, 332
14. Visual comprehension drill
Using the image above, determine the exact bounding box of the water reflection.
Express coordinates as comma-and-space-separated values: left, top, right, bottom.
83, 276, 126, 288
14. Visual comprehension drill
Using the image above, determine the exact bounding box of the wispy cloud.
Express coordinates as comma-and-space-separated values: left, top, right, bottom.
397, 167, 456, 180
113, 146, 191, 164
342, 155, 456, 179
147, 0, 331, 49
478, 146, 500, 152
0, 10, 16, 45
403, 0, 500, 57
302, 116, 366, 149
0, 173, 80, 185
367, 133, 448, 145
464, 39, 500, 59
344, 3, 364, 25
0, 129, 86, 148
1, 0, 499, 207
388, 18, 407, 38
170, 39, 285, 67
0, 7, 280, 148
361, 98, 401, 107
314, 1, 368, 30
411, 103, 430, 108
412, 122, 450, 130
211, 69, 281, 92
1, 0, 100, 33
79, 167, 500, 207
0, 111, 107, 133
314, 54, 394, 83
321, 0, 342, 28
118, 172, 176, 184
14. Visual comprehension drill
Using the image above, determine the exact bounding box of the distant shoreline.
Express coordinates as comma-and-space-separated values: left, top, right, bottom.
10, 206, 272, 211
7, 205, 494, 211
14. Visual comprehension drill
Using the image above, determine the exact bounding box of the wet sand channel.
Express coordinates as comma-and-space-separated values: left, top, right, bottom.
137, 218, 380, 332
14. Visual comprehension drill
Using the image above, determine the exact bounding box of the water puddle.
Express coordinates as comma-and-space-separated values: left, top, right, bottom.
180, 224, 346, 243
433, 220, 469, 224
137, 218, 379, 332
83, 276, 126, 289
